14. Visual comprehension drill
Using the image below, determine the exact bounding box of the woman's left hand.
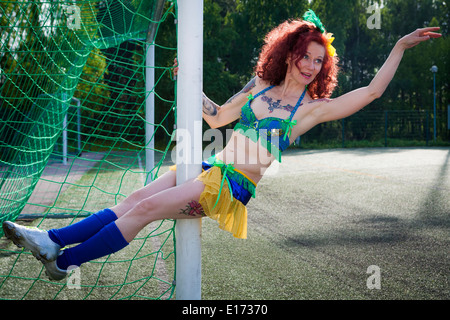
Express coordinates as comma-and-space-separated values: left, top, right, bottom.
398, 27, 441, 49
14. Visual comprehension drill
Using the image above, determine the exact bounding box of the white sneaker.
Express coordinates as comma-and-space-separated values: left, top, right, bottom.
43, 260, 68, 281
2, 221, 61, 263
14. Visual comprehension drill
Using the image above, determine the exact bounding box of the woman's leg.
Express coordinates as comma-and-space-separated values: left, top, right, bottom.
110, 170, 177, 218
47, 208, 117, 248
55, 177, 206, 272
115, 177, 206, 242
48, 170, 177, 247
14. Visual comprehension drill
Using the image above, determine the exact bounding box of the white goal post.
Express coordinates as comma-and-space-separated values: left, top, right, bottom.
174, 0, 204, 300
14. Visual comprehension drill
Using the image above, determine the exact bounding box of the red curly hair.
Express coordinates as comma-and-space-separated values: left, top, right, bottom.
256, 19, 339, 99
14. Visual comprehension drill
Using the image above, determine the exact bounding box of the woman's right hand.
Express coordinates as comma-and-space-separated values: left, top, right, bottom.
173, 58, 179, 77
397, 27, 441, 50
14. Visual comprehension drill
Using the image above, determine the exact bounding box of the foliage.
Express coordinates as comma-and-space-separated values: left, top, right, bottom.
200, 0, 449, 140
1, 0, 448, 143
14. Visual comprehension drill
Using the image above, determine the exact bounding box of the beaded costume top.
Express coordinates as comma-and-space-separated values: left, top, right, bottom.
233, 85, 307, 161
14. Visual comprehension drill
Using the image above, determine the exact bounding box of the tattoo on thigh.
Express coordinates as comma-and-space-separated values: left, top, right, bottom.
179, 201, 206, 217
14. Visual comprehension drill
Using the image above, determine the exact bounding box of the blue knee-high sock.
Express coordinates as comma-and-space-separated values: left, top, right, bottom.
48, 208, 117, 247
56, 222, 128, 270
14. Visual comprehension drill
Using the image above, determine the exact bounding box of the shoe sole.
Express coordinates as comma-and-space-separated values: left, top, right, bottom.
2, 221, 52, 262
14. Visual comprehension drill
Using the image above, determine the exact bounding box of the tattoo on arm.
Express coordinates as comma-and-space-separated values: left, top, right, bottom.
308, 98, 332, 104
297, 98, 332, 108
179, 201, 206, 217
225, 77, 257, 104
202, 93, 219, 116
202, 77, 256, 116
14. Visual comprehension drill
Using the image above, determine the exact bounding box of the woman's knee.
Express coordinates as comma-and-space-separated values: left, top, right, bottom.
126, 171, 176, 204
127, 189, 145, 203
133, 197, 158, 216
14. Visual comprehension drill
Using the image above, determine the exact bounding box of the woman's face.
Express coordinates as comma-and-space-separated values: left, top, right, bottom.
289, 41, 325, 86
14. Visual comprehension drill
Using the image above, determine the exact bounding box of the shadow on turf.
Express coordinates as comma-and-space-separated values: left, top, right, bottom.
282, 215, 410, 248
281, 149, 450, 249
415, 149, 450, 229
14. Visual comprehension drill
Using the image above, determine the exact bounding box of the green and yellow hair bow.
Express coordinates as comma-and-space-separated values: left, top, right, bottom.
302, 9, 336, 57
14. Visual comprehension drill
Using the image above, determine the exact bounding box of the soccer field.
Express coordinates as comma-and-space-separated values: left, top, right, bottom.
201, 147, 450, 299
1, 147, 448, 300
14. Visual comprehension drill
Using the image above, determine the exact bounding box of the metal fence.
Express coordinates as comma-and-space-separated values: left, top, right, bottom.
298, 109, 449, 148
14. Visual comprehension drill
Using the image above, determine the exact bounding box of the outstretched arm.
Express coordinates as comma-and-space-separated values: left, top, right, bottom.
313, 27, 441, 123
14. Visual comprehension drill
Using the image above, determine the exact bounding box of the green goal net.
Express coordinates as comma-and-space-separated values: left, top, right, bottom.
0, 0, 178, 299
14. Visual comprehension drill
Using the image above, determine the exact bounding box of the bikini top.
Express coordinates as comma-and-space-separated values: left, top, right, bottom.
233, 85, 307, 161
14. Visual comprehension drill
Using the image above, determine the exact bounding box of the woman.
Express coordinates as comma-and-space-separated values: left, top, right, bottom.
2, 11, 441, 280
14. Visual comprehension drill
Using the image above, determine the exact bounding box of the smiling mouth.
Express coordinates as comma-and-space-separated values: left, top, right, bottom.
301, 72, 312, 79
